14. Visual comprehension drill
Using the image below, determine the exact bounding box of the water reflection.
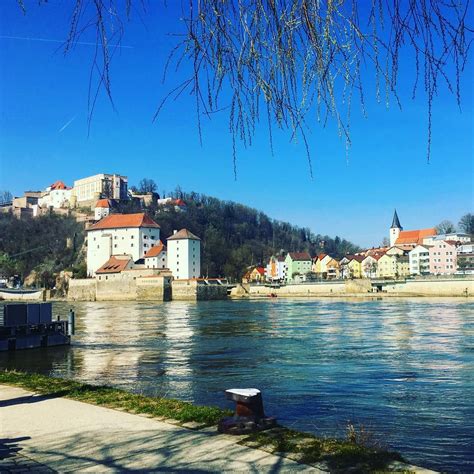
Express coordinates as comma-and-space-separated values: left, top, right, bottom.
0, 298, 473, 472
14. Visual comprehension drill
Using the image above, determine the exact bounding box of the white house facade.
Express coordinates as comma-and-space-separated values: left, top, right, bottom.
167, 229, 201, 280
86, 213, 160, 276
94, 199, 112, 221
265, 256, 287, 281
409, 245, 431, 275
144, 241, 167, 269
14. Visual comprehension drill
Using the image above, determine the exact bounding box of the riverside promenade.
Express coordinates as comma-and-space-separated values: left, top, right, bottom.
0, 385, 319, 473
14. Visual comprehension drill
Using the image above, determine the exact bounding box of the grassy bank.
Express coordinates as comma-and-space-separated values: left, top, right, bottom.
0, 370, 407, 472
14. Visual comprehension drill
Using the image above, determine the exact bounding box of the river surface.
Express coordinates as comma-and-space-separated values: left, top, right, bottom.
1, 298, 473, 472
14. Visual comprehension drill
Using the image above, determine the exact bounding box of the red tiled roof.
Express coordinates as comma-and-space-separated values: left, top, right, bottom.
167, 229, 200, 241
145, 241, 166, 257
88, 213, 160, 231
95, 199, 111, 208
50, 180, 69, 190
395, 228, 436, 245
255, 267, 265, 275
288, 252, 312, 261
96, 256, 132, 274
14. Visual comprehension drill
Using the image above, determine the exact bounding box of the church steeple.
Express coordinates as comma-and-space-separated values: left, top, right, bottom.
389, 209, 402, 246
391, 209, 402, 229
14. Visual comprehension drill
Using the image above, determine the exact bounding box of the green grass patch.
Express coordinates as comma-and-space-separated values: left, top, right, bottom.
0, 370, 410, 472
0, 370, 231, 426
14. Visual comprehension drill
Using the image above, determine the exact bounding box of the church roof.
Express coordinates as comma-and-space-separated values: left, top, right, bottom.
395, 228, 437, 245
391, 209, 402, 229
88, 213, 160, 231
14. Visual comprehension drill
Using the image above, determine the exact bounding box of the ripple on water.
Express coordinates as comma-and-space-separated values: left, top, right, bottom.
1, 298, 473, 472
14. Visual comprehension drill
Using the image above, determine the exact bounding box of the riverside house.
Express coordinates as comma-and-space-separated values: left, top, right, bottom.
409, 244, 432, 275
429, 240, 458, 275
266, 256, 287, 281
285, 252, 312, 282
361, 255, 379, 278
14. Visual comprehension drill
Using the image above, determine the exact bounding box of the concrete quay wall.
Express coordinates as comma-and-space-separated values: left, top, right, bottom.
248, 277, 473, 298
68, 276, 172, 301
172, 280, 228, 301
249, 281, 346, 297
68, 277, 224, 301
382, 278, 473, 296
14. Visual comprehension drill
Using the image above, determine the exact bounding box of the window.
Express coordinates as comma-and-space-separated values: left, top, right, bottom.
114, 244, 117, 248
144, 243, 148, 248
144, 235, 148, 239
131, 243, 134, 247
131, 235, 134, 239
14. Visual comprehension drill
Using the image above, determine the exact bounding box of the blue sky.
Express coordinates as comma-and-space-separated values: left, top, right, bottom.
0, 1, 472, 247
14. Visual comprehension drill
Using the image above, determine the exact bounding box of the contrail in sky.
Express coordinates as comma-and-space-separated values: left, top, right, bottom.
0, 35, 133, 49
58, 115, 77, 133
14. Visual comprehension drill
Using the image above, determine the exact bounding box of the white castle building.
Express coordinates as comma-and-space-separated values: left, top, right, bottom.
167, 229, 201, 280
86, 213, 161, 276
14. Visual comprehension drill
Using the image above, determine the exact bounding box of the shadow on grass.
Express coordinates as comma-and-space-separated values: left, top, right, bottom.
239, 426, 404, 473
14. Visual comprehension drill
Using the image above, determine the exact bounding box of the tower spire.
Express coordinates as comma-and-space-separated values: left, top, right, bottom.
391, 209, 402, 229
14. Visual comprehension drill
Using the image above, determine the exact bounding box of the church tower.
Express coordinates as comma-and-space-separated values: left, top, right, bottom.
389, 209, 403, 246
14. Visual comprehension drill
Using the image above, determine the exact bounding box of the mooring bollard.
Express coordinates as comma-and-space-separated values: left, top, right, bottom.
67, 309, 75, 336
218, 388, 276, 435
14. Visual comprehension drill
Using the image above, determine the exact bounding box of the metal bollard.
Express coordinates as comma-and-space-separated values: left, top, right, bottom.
67, 309, 75, 336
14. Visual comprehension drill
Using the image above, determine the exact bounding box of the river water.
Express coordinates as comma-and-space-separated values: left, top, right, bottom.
1, 298, 473, 472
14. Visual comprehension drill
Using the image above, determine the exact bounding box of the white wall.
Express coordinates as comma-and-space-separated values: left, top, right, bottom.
145, 251, 167, 269
87, 226, 161, 275
94, 207, 110, 221
168, 239, 200, 280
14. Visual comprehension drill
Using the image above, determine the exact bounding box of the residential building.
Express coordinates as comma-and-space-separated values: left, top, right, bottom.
243, 266, 266, 283
347, 255, 365, 278
72, 173, 128, 204
429, 240, 458, 275
409, 245, 431, 275
377, 254, 398, 278
326, 258, 340, 279
284, 252, 312, 282
424, 233, 471, 245
144, 241, 167, 269
94, 199, 112, 221
361, 255, 379, 278
86, 213, 161, 276
339, 256, 351, 279
396, 254, 410, 278
167, 229, 201, 280
38, 181, 72, 209
266, 256, 287, 281
457, 244, 474, 274
312, 253, 338, 279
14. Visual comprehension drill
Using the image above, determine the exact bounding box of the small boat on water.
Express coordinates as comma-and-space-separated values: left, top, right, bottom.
0, 287, 44, 301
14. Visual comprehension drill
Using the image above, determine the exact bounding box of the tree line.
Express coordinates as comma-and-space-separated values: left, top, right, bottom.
140, 189, 360, 280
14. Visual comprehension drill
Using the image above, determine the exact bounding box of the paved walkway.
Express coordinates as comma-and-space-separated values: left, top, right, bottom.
0, 385, 319, 473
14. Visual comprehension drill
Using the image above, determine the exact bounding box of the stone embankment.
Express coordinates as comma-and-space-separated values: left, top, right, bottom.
68, 277, 227, 301
236, 276, 474, 298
